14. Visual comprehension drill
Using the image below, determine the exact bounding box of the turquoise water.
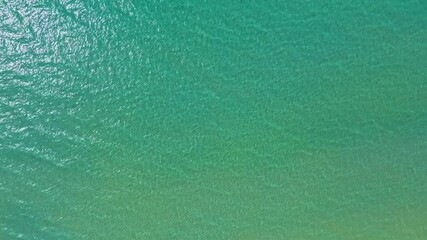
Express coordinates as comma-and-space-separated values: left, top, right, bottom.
1, 1, 427, 239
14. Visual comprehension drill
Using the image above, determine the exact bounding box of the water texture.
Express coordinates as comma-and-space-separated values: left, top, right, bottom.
1, 1, 426, 239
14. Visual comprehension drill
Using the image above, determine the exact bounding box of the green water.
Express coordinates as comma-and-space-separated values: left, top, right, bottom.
1, 1, 427, 239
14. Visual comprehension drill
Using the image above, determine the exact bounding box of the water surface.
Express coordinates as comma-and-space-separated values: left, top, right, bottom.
1, 1, 427, 239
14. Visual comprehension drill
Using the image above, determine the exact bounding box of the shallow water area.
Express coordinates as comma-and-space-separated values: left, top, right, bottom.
1, 1, 427, 239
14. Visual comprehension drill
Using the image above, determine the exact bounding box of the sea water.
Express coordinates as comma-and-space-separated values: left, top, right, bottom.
1, 1, 426, 239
